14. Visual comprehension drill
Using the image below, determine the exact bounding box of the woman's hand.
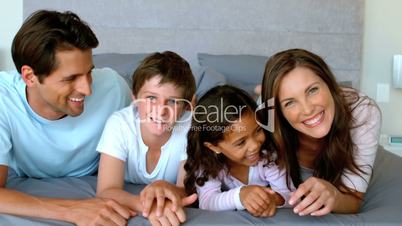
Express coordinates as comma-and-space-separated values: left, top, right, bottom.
289, 177, 340, 216
239, 185, 277, 217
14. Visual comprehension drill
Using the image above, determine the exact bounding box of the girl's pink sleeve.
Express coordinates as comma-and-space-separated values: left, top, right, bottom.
196, 174, 245, 211
263, 162, 293, 207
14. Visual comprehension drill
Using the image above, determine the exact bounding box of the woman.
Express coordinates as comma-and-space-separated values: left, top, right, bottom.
260, 49, 381, 216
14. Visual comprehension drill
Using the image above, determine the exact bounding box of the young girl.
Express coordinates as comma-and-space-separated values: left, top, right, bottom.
184, 85, 290, 217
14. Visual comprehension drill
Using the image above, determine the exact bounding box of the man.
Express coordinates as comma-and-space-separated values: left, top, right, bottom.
0, 10, 133, 225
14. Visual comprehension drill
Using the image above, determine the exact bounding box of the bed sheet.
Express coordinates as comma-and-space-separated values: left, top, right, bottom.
1, 146, 401, 226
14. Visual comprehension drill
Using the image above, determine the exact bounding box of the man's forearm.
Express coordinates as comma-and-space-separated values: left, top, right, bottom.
0, 187, 134, 224
0, 187, 75, 222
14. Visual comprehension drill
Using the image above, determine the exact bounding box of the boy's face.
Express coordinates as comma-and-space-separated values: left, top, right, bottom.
134, 76, 187, 137
26, 48, 94, 120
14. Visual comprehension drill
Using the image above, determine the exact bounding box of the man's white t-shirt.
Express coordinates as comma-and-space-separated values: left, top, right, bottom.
97, 105, 192, 184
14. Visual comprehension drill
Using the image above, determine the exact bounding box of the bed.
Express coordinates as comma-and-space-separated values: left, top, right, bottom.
2, 146, 401, 226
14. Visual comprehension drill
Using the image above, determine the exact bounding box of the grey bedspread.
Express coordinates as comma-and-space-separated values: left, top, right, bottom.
1, 146, 402, 226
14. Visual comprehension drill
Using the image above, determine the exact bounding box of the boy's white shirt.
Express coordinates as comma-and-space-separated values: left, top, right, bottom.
96, 104, 192, 184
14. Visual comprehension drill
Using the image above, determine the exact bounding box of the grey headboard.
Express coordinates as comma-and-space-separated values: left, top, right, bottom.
23, 0, 363, 88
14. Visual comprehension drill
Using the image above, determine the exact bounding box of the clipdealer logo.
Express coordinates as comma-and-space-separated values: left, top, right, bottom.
131, 97, 275, 133
255, 97, 275, 133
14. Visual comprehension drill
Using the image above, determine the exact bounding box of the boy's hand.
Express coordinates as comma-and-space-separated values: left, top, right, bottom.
147, 195, 197, 226
147, 199, 185, 226
140, 180, 197, 218
140, 180, 180, 217
239, 185, 277, 217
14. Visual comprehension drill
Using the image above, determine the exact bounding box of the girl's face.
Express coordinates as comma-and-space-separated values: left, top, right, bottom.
277, 67, 335, 139
205, 112, 266, 167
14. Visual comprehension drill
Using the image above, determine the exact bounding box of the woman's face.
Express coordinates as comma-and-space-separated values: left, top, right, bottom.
277, 67, 335, 139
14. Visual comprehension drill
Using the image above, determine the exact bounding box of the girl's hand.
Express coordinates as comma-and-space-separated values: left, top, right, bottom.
289, 177, 340, 216
140, 180, 180, 218
239, 185, 277, 217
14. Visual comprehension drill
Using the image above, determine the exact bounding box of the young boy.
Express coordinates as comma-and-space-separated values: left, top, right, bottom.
96, 51, 197, 226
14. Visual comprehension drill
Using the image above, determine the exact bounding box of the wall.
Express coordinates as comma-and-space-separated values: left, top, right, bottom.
0, 0, 23, 71
361, 0, 402, 136
23, 0, 364, 88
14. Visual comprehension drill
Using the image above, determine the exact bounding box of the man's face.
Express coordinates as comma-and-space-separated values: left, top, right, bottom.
27, 48, 94, 120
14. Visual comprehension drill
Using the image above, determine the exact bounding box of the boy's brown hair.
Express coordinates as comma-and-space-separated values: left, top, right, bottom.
132, 51, 196, 102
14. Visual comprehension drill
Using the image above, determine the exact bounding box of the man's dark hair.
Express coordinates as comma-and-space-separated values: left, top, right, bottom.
11, 10, 99, 82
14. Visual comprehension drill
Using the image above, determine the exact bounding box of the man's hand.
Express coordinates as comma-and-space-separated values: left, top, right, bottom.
69, 198, 136, 226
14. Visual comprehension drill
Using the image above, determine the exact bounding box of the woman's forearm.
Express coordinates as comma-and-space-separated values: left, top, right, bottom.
332, 190, 363, 214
